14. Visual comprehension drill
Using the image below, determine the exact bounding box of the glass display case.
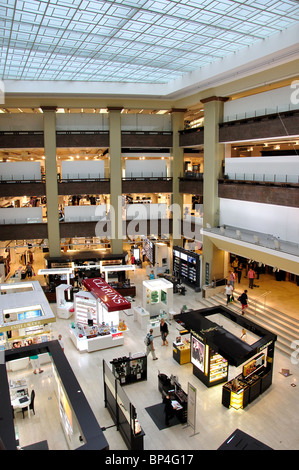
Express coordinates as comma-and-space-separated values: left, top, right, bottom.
191, 332, 228, 387
173, 246, 201, 291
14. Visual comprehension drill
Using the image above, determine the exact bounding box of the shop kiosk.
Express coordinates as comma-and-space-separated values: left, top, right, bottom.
176, 306, 277, 403
56, 284, 74, 319
173, 245, 201, 292
70, 278, 131, 353
1, 341, 109, 450
0, 281, 56, 354
143, 278, 173, 318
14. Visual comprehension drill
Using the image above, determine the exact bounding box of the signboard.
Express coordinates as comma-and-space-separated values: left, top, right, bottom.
187, 382, 197, 435
83, 278, 131, 312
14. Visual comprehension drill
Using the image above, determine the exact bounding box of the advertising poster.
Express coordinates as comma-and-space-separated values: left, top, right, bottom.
191, 336, 205, 372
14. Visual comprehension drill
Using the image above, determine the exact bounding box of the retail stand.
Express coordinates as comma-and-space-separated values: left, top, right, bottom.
103, 360, 145, 450
133, 306, 150, 329
2, 341, 109, 450
69, 278, 131, 353
222, 352, 273, 409
176, 305, 277, 399
56, 284, 74, 319
110, 352, 147, 385
143, 278, 173, 317
173, 246, 201, 292
172, 331, 191, 365
0, 281, 56, 351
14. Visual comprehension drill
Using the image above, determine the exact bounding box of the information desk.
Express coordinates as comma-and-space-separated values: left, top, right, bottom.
158, 373, 187, 423
70, 322, 124, 353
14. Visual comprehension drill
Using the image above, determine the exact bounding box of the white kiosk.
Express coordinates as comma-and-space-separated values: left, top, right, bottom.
143, 278, 173, 318
70, 278, 131, 353
56, 284, 74, 319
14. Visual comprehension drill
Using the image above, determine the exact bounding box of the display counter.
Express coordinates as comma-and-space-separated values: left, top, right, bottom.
109, 282, 136, 297
222, 370, 270, 409
133, 306, 150, 329
173, 337, 191, 365
147, 318, 160, 337
158, 373, 187, 423
70, 322, 124, 353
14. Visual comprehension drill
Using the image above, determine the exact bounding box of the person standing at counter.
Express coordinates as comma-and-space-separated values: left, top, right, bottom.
163, 394, 174, 426
160, 318, 169, 346
145, 329, 158, 360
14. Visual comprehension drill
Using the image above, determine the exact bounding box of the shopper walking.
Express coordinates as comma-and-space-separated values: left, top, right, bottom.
228, 270, 236, 289
236, 263, 242, 284
248, 267, 255, 289
224, 284, 233, 304
238, 290, 248, 315
160, 318, 169, 346
30, 354, 43, 374
145, 328, 158, 360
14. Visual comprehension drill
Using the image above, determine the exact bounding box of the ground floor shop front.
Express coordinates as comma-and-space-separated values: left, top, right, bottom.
4, 265, 299, 451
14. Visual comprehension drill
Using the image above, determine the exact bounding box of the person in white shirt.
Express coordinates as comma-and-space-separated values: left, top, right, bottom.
224, 284, 233, 304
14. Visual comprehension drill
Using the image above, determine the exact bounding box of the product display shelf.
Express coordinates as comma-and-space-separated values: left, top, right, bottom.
110, 353, 147, 385
75, 292, 97, 325
209, 352, 228, 383
69, 322, 124, 353
222, 366, 272, 410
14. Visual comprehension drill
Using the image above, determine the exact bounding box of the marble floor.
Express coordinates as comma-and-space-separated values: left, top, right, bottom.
6, 248, 299, 451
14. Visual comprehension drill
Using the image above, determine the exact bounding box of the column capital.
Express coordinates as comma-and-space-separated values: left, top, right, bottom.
201, 96, 229, 104
40, 106, 58, 112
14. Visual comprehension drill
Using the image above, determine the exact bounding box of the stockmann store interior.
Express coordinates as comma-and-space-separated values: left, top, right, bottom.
0, 0, 299, 454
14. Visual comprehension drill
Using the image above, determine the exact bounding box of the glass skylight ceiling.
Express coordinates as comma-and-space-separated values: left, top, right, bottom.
0, 0, 299, 83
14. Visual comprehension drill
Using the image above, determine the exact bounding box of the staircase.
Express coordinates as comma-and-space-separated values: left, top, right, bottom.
196, 289, 299, 358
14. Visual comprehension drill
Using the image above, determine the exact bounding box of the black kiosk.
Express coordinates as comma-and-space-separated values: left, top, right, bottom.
176, 305, 277, 407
